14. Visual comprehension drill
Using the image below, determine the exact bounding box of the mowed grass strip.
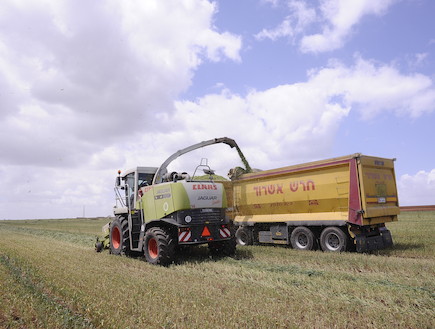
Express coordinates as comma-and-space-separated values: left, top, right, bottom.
0, 217, 109, 245
0, 254, 94, 328
383, 210, 435, 259
0, 212, 434, 329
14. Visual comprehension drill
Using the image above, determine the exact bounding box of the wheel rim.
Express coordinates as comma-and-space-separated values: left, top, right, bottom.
326, 233, 340, 251
148, 238, 158, 259
111, 226, 121, 249
296, 233, 308, 248
237, 231, 248, 246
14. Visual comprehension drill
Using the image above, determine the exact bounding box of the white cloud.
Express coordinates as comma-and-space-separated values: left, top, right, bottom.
406, 52, 429, 70
301, 0, 396, 53
398, 170, 435, 206
256, 1, 316, 41
2, 54, 434, 218
0, 164, 115, 219
255, 17, 296, 41
174, 86, 348, 170
256, 0, 397, 53
173, 57, 435, 170
0, 0, 241, 168
307, 57, 435, 119
0, 0, 433, 219
0, 0, 243, 219
196, 30, 242, 62
261, 0, 280, 6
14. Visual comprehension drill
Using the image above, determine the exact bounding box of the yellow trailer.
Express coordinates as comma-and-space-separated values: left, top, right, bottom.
229, 153, 399, 252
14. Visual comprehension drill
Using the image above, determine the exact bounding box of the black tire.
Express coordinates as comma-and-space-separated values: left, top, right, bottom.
208, 238, 236, 257
320, 227, 349, 252
143, 227, 175, 266
235, 226, 253, 246
109, 217, 130, 255
290, 226, 315, 250
95, 241, 104, 252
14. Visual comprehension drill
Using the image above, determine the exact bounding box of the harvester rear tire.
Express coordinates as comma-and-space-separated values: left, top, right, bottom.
109, 217, 131, 256
208, 238, 236, 257
290, 226, 315, 250
143, 227, 175, 266
235, 227, 253, 246
320, 227, 349, 252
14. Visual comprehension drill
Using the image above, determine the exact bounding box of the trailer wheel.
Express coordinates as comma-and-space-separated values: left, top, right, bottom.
290, 226, 315, 250
208, 238, 236, 257
110, 217, 130, 255
320, 227, 348, 252
235, 227, 253, 246
143, 227, 175, 266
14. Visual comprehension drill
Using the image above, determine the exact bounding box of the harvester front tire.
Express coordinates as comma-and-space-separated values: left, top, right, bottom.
143, 227, 175, 266
290, 226, 315, 250
320, 227, 349, 252
235, 227, 253, 246
109, 217, 130, 256
208, 238, 236, 257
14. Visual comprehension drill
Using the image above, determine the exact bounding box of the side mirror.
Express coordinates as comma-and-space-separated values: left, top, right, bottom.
116, 176, 121, 187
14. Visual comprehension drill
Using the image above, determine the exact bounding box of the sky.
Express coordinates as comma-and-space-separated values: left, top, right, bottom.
1, 0, 434, 219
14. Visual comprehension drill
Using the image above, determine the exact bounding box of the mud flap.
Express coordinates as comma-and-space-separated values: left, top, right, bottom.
355, 227, 393, 252
380, 227, 393, 248
355, 235, 381, 252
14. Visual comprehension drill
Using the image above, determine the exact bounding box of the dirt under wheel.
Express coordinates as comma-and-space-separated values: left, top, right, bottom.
320, 227, 349, 252
208, 238, 236, 257
290, 226, 315, 250
235, 227, 253, 246
109, 217, 130, 255
143, 227, 175, 266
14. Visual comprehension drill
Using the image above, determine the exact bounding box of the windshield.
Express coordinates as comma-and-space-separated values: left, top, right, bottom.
138, 173, 155, 187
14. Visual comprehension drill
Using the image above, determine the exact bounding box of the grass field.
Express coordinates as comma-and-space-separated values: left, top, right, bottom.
0, 212, 434, 328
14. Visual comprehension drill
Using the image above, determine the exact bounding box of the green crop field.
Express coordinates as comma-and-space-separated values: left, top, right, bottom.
0, 212, 434, 328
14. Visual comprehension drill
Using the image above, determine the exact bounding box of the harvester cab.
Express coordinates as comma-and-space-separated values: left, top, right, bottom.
114, 167, 158, 213
96, 137, 252, 265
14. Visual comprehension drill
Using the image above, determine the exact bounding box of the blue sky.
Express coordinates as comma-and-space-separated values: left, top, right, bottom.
0, 0, 434, 219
